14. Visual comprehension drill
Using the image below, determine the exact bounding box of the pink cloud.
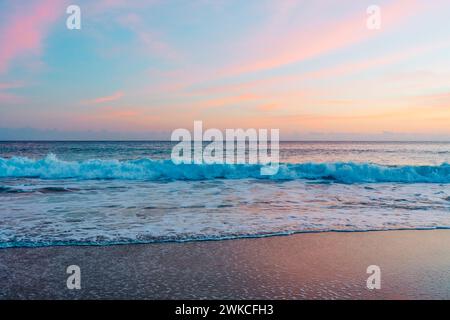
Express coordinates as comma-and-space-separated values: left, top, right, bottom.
0, 81, 26, 104
136, 0, 429, 98
0, 0, 65, 74
85, 91, 124, 104
0, 92, 25, 104
226, 0, 425, 76
0, 81, 24, 90
293, 40, 445, 83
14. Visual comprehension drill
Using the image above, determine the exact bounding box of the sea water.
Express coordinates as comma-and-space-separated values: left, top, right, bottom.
0, 141, 449, 248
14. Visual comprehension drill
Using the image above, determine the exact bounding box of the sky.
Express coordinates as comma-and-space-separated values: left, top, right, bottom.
0, 0, 449, 140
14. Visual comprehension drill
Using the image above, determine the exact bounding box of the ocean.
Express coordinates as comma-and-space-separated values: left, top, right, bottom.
0, 141, 449, 248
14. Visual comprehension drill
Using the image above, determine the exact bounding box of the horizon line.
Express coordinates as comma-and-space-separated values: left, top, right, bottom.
1, 140, 450, 143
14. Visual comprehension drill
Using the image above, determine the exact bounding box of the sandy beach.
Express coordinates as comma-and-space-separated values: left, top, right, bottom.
1, 230, 450, 299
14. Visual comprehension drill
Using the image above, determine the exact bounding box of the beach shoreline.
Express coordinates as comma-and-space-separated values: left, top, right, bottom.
1, 229, 450, 299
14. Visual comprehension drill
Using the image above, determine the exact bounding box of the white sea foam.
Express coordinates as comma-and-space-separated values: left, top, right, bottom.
1, 154, 450, 183
1, 178, 450, 248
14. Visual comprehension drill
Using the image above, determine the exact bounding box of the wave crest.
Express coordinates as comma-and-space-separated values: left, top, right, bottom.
0, 154, 449, 183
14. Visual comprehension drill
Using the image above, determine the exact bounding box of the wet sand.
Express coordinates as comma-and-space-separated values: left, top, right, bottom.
1, 230, 450, 299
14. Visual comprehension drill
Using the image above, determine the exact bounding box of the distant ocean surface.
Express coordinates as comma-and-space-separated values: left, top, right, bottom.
1, 141, 449, 248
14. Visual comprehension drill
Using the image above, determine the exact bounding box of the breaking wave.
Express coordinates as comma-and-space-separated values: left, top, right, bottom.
0, 154, 449, 183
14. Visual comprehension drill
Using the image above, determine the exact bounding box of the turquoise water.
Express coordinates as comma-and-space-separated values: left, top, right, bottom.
1, 141, 449, 248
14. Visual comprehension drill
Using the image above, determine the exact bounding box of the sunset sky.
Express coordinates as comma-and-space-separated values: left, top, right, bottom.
0, 0, 449, 140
